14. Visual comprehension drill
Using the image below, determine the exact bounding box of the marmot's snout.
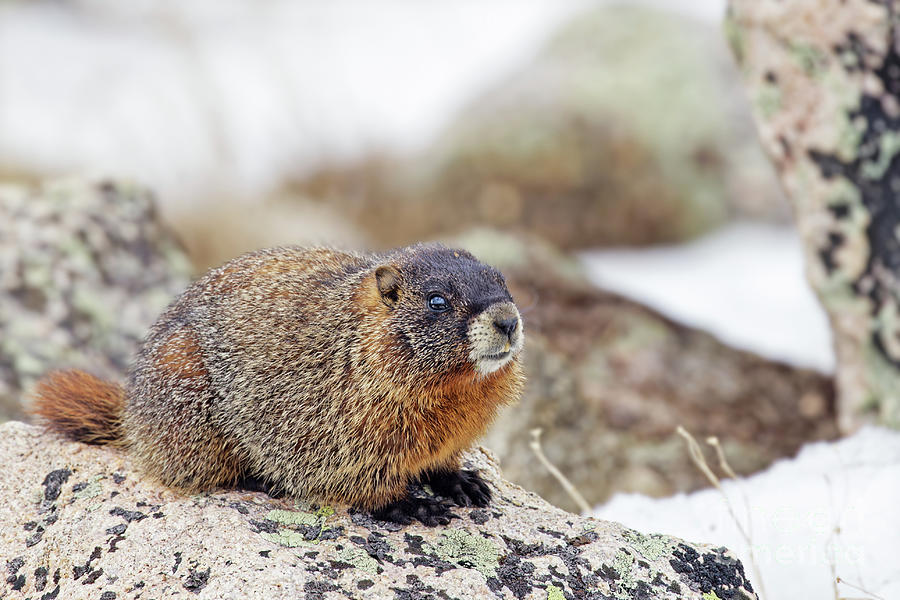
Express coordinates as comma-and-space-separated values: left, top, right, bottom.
468, 301, 524, 376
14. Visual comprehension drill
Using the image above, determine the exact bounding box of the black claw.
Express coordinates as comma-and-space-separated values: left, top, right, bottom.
420, 469, 492, 508
371, 495, 456, 527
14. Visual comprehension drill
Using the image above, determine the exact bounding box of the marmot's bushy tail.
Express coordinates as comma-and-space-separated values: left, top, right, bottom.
30, 370, 126, 446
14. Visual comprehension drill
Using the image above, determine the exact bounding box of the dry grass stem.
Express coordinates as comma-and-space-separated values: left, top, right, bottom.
836, 576, 886, 600
677, 426, 767, 600
528, 428, 591, 514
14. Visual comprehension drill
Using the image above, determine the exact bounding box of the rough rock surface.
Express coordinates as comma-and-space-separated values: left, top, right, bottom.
291, 5, 786, 251
0, 422, 757, 600
0, 179, 193, 422
457, 230, 838, 512
727, 0, 900, 430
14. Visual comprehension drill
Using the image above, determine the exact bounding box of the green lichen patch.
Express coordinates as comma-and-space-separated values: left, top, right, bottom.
259, 507, 342, 546
265, 509, 320, 527
790, 42, 828, 78
623, 529, 672, 561
260, 529, 309, 548
73, 475, 104, 500
336, 547, 380, 574
722, 10, 744, 65
545, 583, 565, 600
756, 82, 781, 119
861, 131, 900, 179
703, 592, 722, 600
430, 529, 501, 579
611, 549, 637, 598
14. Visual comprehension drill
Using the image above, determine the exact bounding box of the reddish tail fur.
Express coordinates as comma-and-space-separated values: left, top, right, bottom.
29, 370, 126, 446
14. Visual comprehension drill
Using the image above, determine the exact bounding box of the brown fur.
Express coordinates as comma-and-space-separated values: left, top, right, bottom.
30, 370, 126, 446
30, 244, 525, 510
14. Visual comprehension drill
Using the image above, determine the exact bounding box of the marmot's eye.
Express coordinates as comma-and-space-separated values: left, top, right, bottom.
427, 293, 450, 312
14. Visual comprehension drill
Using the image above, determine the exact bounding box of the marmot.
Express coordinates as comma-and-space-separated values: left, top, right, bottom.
31, 244, 524, 525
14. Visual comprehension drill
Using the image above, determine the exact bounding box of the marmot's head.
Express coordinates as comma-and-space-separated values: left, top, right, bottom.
372, 244, 523, 378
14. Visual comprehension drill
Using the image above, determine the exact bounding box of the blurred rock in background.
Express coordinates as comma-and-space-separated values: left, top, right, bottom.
456, 229, 837, 511
1, 2, 785, 268
728, 0, 900, 431
0, 180, 192, 421
289, 5, 787, 253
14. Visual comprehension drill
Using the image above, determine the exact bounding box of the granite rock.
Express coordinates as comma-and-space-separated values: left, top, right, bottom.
0, 421, 757, 600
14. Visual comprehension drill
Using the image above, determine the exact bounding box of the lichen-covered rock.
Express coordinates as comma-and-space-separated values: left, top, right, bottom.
727, 0, 900, 430
0, 421, 757, 600
291, 5, 786, 250
0, 179, 193, 421
456, 229, 838, 511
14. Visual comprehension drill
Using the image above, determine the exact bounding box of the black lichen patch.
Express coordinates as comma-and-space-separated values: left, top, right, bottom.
82, 568, 104, 585
40, 584, 60, 600
229, 502, 250, 515
357, 579, 374, 590
494, 554, 535, 600
6, 556, 24, 576
100, 592, 117, 600
598, 563, 619, 582
669, 544, 753, 599
73, 546, 103, 581
818, 231, 845, 276
469, 509, 490, 525
42, 469, 71, 502
537, 527, 563, 539
809, 22, 900, 368
25, 527, 45, 548
108, 533, 126, 553
72, 481, 89, 494
182, 567, 210, 593
349, 509, 403, 532
42, 509, 58, 526
400, 533, 454, 574
319, 526, 344, 541
34, 566, 48, 592
23, 521, 38, 531
250, 519, 278, 534
109, 507, 147, 522
105, 524, 127, 536
500, 535, 598, 597
112, 473, 126, 484
392, 573, 451, 600
8, 573, 25, 591
352, 533, 394, 563
304, 579, 340, 600
173, 552, 183, 574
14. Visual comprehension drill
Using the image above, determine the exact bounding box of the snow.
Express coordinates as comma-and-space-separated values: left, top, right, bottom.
594, 427, 900, 600
580, 222, 836, 372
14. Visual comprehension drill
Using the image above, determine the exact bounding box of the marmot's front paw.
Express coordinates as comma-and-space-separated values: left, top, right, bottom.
372, 495, 457, 527
422, 469, 492, 508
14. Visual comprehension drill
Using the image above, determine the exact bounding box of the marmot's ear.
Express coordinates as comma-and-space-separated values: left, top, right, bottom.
375, 265, 402, 308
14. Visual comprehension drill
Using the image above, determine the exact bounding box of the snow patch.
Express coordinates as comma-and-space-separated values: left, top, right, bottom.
594, 427, 900, 600
580, 222, 835, 372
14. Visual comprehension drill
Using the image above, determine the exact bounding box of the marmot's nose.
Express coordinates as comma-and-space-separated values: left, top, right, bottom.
494, 317, 518, 339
